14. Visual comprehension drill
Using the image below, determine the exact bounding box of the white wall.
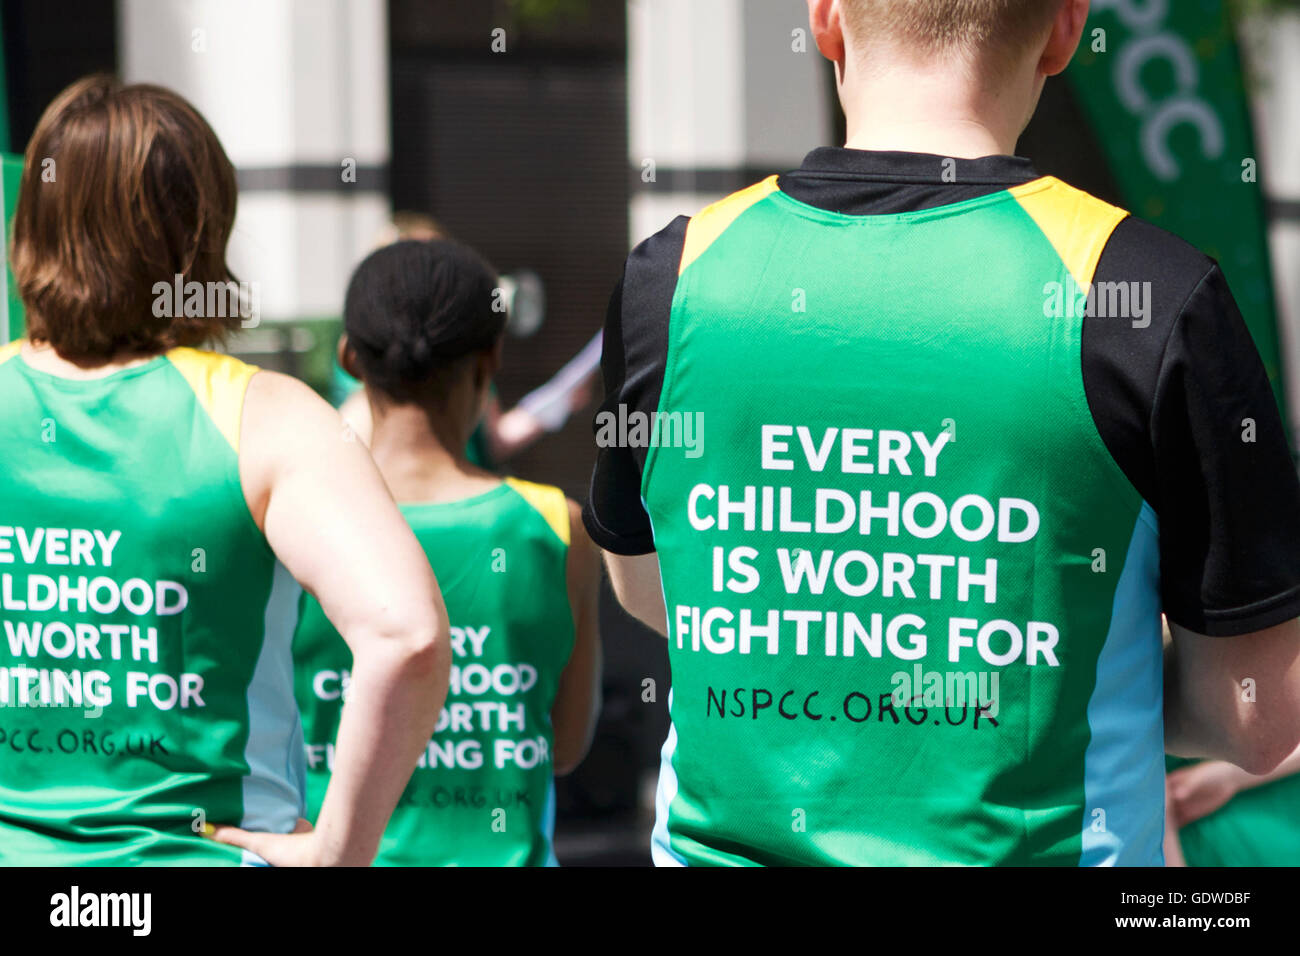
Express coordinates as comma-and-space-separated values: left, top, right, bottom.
627, 0, 832, 245
1245, 11, 1300, 439
119, 0, 390, 322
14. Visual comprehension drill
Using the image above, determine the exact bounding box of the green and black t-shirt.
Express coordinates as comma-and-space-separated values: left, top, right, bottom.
585, 149, 1300, 866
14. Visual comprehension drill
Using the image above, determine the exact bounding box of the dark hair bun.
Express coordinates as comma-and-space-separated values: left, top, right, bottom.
344, 238, 504, 399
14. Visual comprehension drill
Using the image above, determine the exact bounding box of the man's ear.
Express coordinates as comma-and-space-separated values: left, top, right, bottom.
807, 0, 846, 67
1040, 0, 1090, 77
337, 334, 363, 381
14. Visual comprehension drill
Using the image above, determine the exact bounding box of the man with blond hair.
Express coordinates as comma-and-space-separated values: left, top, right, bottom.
586, 0, 1300, 865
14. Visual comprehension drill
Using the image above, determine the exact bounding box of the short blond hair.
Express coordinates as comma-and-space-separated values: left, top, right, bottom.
841, 0, 1061, 67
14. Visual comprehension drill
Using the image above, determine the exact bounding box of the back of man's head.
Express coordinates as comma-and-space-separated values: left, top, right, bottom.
840, 0, 1063, 71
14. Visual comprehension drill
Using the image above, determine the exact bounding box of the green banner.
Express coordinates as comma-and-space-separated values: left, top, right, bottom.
1066, 0, 1288, 428
1, 153, 23, 343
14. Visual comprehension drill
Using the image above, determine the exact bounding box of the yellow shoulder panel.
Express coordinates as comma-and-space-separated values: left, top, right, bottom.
0, 339, 23, 367
504, 477, 571, 547
679, 175, 780, 275
166, 347, 260, 453
1009, 178, 1129, 290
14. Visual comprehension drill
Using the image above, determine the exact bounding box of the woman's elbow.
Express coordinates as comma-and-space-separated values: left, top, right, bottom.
384, 604, 451, 685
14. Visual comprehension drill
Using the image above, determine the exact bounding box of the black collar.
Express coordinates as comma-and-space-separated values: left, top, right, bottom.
774, 148, 1042, 216
795, 147, 1040, 184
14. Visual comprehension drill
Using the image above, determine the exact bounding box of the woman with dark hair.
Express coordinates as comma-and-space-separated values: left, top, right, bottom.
0, 75, 451, 866
293, 239, 602, 865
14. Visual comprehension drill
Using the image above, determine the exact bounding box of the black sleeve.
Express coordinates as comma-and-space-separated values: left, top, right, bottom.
581, 216, 688, 555
1084, 216, 1300, 636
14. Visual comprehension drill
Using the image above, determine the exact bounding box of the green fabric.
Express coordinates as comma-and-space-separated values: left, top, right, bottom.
465, 421, 493, 469
293, 482, 574, 865
1168, 755, 1300, 866
1178, 776, 1300, 866
0, 352, 280, 865
2, 154, 25, 343
328, 356, 362, 407
643, 186, 1151, 865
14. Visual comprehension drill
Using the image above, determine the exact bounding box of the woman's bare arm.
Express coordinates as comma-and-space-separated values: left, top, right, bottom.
212, 371, 450, 866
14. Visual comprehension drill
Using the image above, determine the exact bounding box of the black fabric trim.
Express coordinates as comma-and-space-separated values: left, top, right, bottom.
582, 216, 687, 555
777, 147, 1040, 215
1190, 585, 1300, 637
1086, 217, 1300, 635
1083, 218, 1212, 508
793, 147, 1039, 184
580, 499, 655, 556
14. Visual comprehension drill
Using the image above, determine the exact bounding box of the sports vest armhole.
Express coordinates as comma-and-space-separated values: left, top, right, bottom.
678, 175, 780, 274
504, 477, 571, 547
1012, 178, 1145, 511
0, 339, 22, 367
1009, 177, 1129, 288
166, 347, 260, 453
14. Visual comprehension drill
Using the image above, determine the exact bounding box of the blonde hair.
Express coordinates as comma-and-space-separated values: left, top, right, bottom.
841, 0, 1061, 68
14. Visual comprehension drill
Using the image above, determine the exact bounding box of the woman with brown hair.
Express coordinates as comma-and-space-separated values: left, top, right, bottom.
0, 75, 450, 866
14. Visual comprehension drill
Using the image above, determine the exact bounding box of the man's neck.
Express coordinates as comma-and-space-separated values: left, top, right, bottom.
838, 56, 1039, 159
843, 118, 1012, 160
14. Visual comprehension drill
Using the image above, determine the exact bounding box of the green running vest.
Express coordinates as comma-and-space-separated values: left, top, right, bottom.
644, 176, 1165, 866
0, 343, 303, 865
293, 478, 574, 866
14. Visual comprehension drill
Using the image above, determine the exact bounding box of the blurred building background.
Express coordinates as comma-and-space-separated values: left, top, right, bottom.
2, 0, 1299, 864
